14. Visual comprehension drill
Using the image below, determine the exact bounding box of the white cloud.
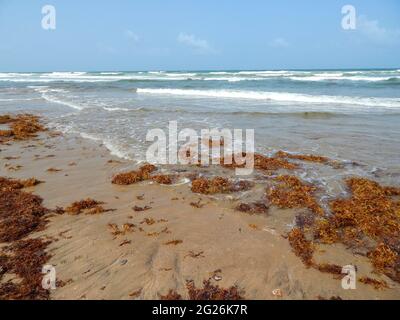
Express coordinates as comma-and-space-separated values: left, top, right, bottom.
269, 37, 290, 48
356, 15, 400, 45
125, 30, 140, 42
177, 33, 214, 53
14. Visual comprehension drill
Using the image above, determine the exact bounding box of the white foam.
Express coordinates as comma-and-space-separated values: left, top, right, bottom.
103, 107, 130, 112
136, 88, 400, 108
0, 98, 39, 102
27, 85, 49, 89
202, 77, 264, 82
31, 86, 84, 110
237, 70, 293, 75
290, 76, 397, 82
79, 132, 132, 160
0, 70, 398, 84
41, 94, 83, 110
43, 72, 87, 77
208, 71, 231, 75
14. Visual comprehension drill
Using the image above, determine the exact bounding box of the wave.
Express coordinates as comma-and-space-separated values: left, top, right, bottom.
0, 73, 35, 77
290, 75, 399, 82
99, 72, 122, 75
203, 76, 265, 82
198, 109, 341, 118
0, 69, 399, 84
0, 98, 40, 102
35, 88, 83, 110
237, 70, 296, 75
136, 88, 400, 108
103, 107, 130, 112
78, 132, 132, 160
42, 72, 87, 77
41, 94, 83, 110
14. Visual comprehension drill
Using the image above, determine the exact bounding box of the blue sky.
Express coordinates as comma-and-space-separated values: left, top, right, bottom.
0, 0, 399, 71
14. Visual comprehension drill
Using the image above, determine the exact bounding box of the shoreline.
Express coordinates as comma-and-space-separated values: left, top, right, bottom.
1, 114, 400, 300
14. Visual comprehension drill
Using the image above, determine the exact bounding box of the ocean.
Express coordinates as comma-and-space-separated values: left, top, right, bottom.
1, 69, 399, 196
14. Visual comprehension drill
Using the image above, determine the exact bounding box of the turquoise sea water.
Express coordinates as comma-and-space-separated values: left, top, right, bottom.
1, 69, 399, 190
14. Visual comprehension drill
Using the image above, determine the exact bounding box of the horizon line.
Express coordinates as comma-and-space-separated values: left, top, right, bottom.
1, 67, 399, 73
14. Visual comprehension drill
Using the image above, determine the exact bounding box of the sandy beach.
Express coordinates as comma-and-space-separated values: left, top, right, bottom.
1, 114, 400, 300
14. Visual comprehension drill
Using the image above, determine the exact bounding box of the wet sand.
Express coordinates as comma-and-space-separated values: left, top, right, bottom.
1, 127, 400, 300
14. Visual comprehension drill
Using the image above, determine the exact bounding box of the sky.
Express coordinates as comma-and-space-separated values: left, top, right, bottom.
0, 0, 399, 71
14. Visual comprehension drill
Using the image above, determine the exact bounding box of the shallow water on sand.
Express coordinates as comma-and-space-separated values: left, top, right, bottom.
1, 69, 399, 194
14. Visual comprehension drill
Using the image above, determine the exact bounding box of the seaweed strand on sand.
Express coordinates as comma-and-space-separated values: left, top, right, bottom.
286, 177, 400, 285
191, 177, 252, 195
267, 175, 324, 215
65, 198, 104, 215
275, 150, 330, 164
159, 280, 245, 300
221, 152, 297, 171
111, 164, 157, 185
0, 177, 48, 243
0, 114, 46, 143
0, 177, 51, 299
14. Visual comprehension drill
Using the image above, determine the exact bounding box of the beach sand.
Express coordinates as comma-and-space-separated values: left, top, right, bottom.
1, 120, 400, 300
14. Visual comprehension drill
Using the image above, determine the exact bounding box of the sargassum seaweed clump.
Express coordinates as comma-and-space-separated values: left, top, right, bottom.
0, 114, 46, 143
0, 177, 52, 299
287, 177, 400, 284
267, 175, 324, 215
111, 164, 157, 185
221, 153, 298, 171
65, 198, 104, 215
191, 177, 252, 195
275, 150, 330, 164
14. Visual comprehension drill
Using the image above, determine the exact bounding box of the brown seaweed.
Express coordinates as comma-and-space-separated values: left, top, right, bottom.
0, 175, 52, 299
129, 288, 142, 298
164, 240, 183, 246
267, 175, 323, 215
248, 224, 260, 230
0, 114, 47, 143
321, 178, 400, 281
221, 153, 297, 171
133, 205, 151, 212
0, 115, 13, 124
0, 130, 14, 137
119, 240, 131, 247
314, 263, 343, 276
65, 198, 104, 215
0, 180, 49, 242
287, 228, 314, 267
313, 219, 339, 244
359, 276, 389, 290
0, 177, 42, 191
275, 150, 330, 164
191, 177, 231, 194
152, 174, 173, 185
190, 200, 204, 208
286, 177, 400, 283
191, 177, 252, 195
159, 290, 182, 300
186, 280, 244, 300
184, 251, 205, 259
108, 223, 135, 237
85, 205, 108, 215
235, 202, 269, 215
368, 243, 398, 273
111, 164, 157, 185
0, 239, 51, 300
140, 218, 156, 225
